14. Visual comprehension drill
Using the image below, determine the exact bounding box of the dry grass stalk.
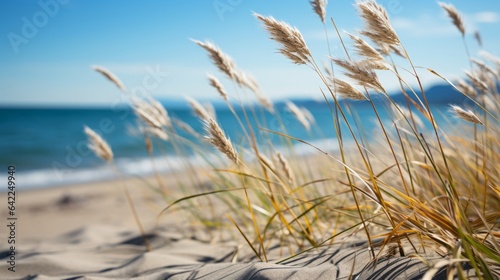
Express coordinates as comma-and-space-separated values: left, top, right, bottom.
480, 51, 500, 68
133, 99, 164, 129
301, 107, 316, 125
204, 117, 239, 164
332, 58, 385, 93
259, 154, 275, 170
92, 65, 126, 92
207, 73, 228, 100
254, 13, 312, 65
238, 70, 260, 93
483, 95, 497, 112
392, 104, 424, 128
186, 96, 213, 120
173, 118, 199, 137
204, 102, 216, 120
456, 79, 477, 97
449, 105, 483, 125
275, 152, 295, 186
359, 59, 389, 71
346, 32, 385, 63
194, 39, 260, 93
256, 93, 274, 113
333, 78, 368, 100
84, 126, 113, 162
147, 97, 172, 128
438, 2, 466, 36
310, 0, 327, 23
388, 45, 406, 58
286, 101, 311, 131
470, 58, 497, 77
142, 126, 168, 141
356, 1, 400, 46
192, 40, 238, 81
465, 70, 490, 94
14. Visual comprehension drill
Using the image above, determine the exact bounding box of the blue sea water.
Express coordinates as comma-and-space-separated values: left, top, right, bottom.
0, 100, 457, 190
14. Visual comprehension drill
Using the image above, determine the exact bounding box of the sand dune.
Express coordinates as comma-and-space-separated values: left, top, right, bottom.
0, 178, 480, 279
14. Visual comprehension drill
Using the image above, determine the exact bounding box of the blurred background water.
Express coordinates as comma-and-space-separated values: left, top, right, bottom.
1, 90, 468, 190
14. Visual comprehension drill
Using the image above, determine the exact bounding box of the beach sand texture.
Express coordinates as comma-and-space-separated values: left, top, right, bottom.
0, 176, 480, 280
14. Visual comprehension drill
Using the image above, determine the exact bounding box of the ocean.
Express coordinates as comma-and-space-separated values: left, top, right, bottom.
0, 99, 457, 190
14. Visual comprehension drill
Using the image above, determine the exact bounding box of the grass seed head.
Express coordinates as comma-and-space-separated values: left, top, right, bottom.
207, 73, 228, 101
333, 78, 368, 100
254, 13, 312, 65
438, 2, 466, 36
84, 126, 114, 162
286, 101, 311, 131
92, 65, 126, 92
310, 0, 327, 23
192, 40, 238, 82
186, 96, 213, 121
356, 0, 400, 46
332, 58, 385, 93
204, 117, 239, 164
449, 105, 483, 125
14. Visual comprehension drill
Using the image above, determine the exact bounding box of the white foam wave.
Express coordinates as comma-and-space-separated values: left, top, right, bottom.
1, 137, 348, 191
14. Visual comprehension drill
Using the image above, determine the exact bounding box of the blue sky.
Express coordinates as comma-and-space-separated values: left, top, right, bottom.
1, 0, 499, 107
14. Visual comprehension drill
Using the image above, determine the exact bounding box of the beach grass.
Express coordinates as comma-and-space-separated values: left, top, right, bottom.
87, 1, 500, 278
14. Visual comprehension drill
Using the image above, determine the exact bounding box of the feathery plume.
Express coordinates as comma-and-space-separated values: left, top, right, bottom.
470, 58, 497, 77
479, 51, 500, 67
259, 154, 275, 170
333, 78, 368, 100
310, 0, 327, 23
438, 2, 466, 36
186, 96, 213, 120
347, 32, 385, 62
207, 73, 228, 100
132, 99, 164, 129
356, 1, 400, 46
193, 39, 260, 93
483, 95, 497, 112
449, 105, 483, 125
388, 44, 406, 58
204, 102, 216, 120
392, 105, 424, 128
173, 118, 199, 137
256, 93, 275, 113
92, 65, 126, 92
254, 13, 312, 65
456, 79, 477, 98
147, 97, 171, 128
204, 117, 239, 164
143, 126, 169, 141
286, 101, 311, 131
192, 40, 237, 81
275, 152, 295, 185
479, 51, 500, 77
465, 70, 490, 94
332, 58, 385, 93
84, 126, 113, 162
345, 31, 389, 70
301, 107, 316, 125
359, 59, 389, 70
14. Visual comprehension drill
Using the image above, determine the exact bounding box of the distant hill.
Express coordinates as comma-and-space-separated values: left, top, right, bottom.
385, 83, 469, 104
285, 83, 473, 108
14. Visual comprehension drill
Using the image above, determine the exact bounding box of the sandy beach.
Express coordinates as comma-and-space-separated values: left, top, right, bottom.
0, 169, 482, 280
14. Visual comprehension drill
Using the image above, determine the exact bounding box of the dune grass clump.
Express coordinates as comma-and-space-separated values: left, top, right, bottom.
84, 1, 499, 278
